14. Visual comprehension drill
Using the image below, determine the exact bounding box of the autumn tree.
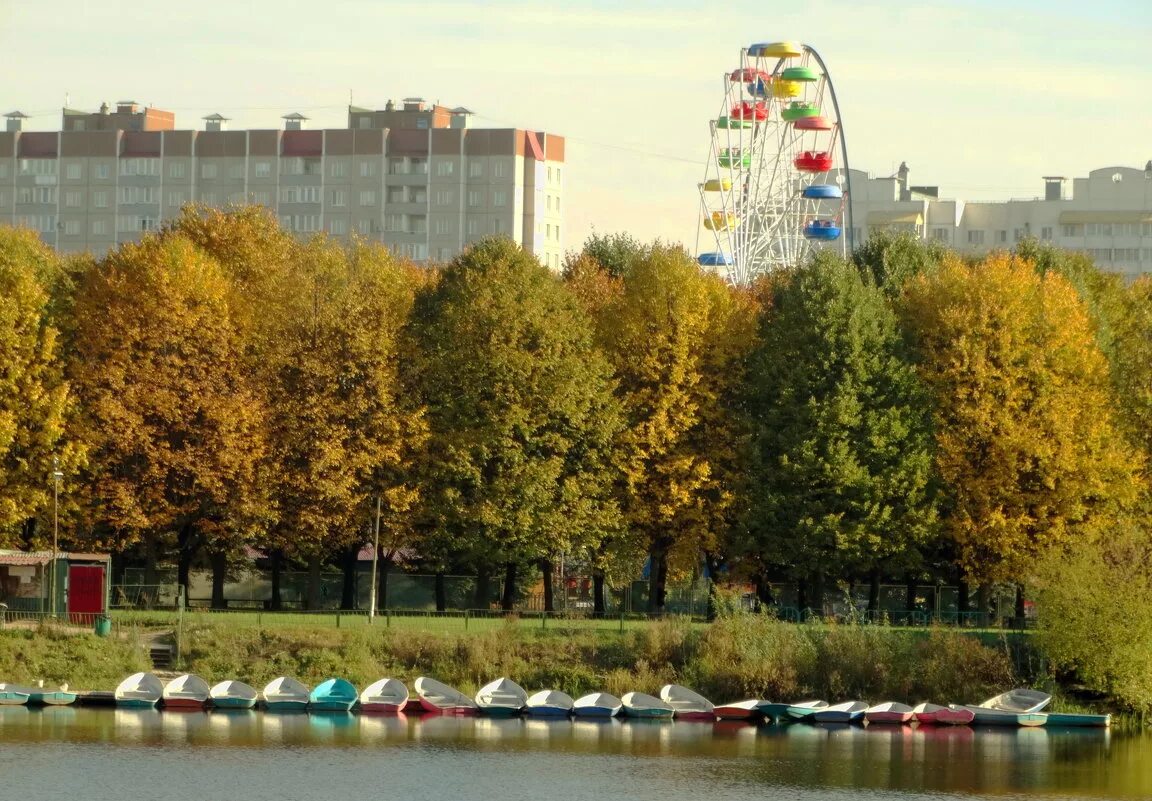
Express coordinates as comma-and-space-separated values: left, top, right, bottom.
745, 252, 937, 614
70, 234, 265, 599
407, 237, 621, 611
571, 231, 650, 278
900, 253, 1142, 614
0, 227, 81, 548
595, 244, 758, 615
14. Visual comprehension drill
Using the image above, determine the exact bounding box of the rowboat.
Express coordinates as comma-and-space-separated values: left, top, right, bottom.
957, 705, 1048, 727
812, 701, 868, 723
864, 702, 914, 724
659, 684, 716, 721
525, 690, 575, 717
0, 684, 30, 706
1044, 712, 1111, 728
162, 674, 210, 709
309, 678, 358, 712
621, 691, 674, 719
414, 676, 477, 715
912, 702, 974, 725
785, 700, 830, 722
975, 688, 1052, 713
114, 672, 164, 708
572, 692, 622, 718
359, 678, 409, 714
209, 680, 258, 710
475, 678, 528, 717
713, 699, 761, 720
261, 677, 311, 712
755, 701, 792, 722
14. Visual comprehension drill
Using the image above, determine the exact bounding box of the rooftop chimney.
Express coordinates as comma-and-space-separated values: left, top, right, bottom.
385, 99, 395, 112
4, 110, 28, 132
897, 161, 910, 202
1042, 176, 1067, 201
99, 102, 110, 115
402, 97, 425, 111
282, 112, 308, 131
203, 113, 230, 132
116, 100, 139, 114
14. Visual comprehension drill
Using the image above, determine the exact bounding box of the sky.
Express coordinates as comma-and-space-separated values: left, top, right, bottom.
3, 0, 1150, 250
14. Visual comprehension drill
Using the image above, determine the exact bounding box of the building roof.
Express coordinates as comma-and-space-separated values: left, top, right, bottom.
282, 112, 309, 120
4, 110, 29, 119
1058, 210, 1152, 224
202, 113, 230, 121
0, 549, 111, 566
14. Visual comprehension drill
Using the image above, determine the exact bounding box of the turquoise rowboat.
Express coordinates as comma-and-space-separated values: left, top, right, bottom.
1044, 712, 1111, 728
309, 678, 358, 712
475, 677, 528, 717
114, 672, 163, 708
28, 689, 76, 706
785, 700, 830, 722
210, 680, 258, 710
621, 691, 674, 719
261, 676, 311, 712
755, 701, 791, 722
0, 684, 31, 706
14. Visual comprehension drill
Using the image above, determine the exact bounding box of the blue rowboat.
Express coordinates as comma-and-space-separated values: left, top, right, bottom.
261, 676, 311, 712
114, 672, 163, 708
309, 678, 358, 712
0, 684, 30, 706
572, 692, 622, 718
525, 689, 574, 717
621, 691, 674, 719
1044, 712, 1111, 728
812, 701, 868, 723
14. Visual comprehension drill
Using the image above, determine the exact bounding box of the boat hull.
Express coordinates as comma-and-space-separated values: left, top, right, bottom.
1044, 712, 1110, 728
360, 702, 406, 714
29, 692, 77, 706
623, 707, 673, 719
786, 706, 821, 722
310, 701, 356, 713
116, 699, 158, 709
572, 706, 618, 718
264, 701, 309, 712
673, 710, 717, 721
163, 698, 207, 710
865, 711, 912, 724
211, 697, 256, 710
476, 706, 522, 717
418, 698, 476, 715
715, 706, 760, 721
813, 711, 864, 724
525, 706, 571, 717
756, 702, 790, 722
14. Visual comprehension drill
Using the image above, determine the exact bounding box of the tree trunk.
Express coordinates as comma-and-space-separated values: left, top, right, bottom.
475, 565, 491, 609
540, 558, 555, 612
1014, 583, 1026, 626
501, 561, 517, 612
270, 549, 283, 611
867, 568, 882, 618
592, 570, 606, 617
811, 571, 825, 618
754, 574, 773, 609
797, 578, 809, 615
20, 517, 37, 550
305, 555, 322, 610
957, 579, 970, 620
176, 523, 199, 608
209, 550, 227, 610
926, 583, 939, 622
704, 552, 722, 621
434, 572, 446, 612
378, 557, 392, 611
144, 536, 158, 608
340, 545, 359, 610
976, 584, 990, 627
647, 547, 669, 617
904, 573, 918, 624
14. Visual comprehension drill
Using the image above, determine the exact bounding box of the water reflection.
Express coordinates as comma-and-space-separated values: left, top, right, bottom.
0, 708, 1137, 799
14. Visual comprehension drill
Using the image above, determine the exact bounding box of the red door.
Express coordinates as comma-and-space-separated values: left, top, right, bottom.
67, 565, 105, 621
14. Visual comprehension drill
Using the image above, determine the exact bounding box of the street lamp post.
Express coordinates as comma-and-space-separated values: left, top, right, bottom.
368, 496, 381, 622
50, 458, 63, 618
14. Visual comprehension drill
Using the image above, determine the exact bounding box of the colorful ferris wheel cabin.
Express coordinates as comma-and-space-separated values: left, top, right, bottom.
748, 41, 803, 59
730, 101, 768, 121
801, 184, 842, 200
803, 220, 842, 240
781, 101, 821, 121
781, 66, 820, 82
729, 67, 770, 82
697, 252, 734, 267
716, 116, 753, 130
795, 151, 834, 172
704, 212, 738, 231
773, 80, 803, 98
793, 116, 833, 131
703, 179, 732, 192
717, 149, 752, 169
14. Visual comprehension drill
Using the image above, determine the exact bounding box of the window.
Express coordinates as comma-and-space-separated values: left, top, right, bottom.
387, 187, 406, 204
467, 218, 479, 235
329, 218, 348, 235
330, 189, 347, 207
92, 219, 108, 236
1041, 226, 1053, 241
416, 118, 429, 130
330, 160, 347, 178
119, 158, 159, 176
65, 163, 82, 180
358, 116, 372, 129
967, 230, 984, 245
436, 161, 454, 177
493, 161, 506, 178
283, 214, 320, 232
18, 159, 57, 176
493, 190, 507, 207
555, 196, 560, 213
555, 225, 560, 242
200, 192, 217, 205
411, 187, 427, 203
18, 186, 57, 204
467, 190, 481, 208
359, 160, 376, 178
437, 247, 452, 261
548, 166, 553, 183
118, 186, 157, 204
229, 192, 246, 204
555, 167, 561, 186
1062, 224, 1082, 237
251, 191, 270, 206
62, 220, 81, 236
168, 192, 185, 207
1013, 228, 1025, 242
546, 223, 551, 240
469, 162, 483, 178
254, 161, 271, 178
1142, 223, 1152, 237
410, 215, 427, 234
169, 161, 186, 179
95, 164, 110, 179
357, 219, 373, 235
93, 191, 108, 208
433, 218, 451, 235
434, 190, 453, 206
388, 158, 407, 175
200, 163, 218, 179
229, 164, 245, 179
411, 158, 428, 175
932, 227, 950, 242
492, 218, 504, 234
0, 162, 7, 178
359, 190, 377, 206
386, 214, 405, 232
996, 230, 1007, 243
546, 195, 552, 211
300, 186, 320, 203
117, 215, 157, 232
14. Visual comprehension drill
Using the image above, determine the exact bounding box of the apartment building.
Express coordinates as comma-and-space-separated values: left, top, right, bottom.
844, 161, 1152, 280
0, 100, 565, 268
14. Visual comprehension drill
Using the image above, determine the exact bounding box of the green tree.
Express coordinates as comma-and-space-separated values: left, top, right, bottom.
0, 227, 81, 547
853, 230, 947, 297
745, 252, 937, 613
570, 231, 650, 278
901, 253, 1142, 595
408, 237, 621, 611
70, 234, 265, 595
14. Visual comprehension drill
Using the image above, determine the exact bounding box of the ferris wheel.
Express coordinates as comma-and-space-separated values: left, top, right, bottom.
696, 41, 854, 285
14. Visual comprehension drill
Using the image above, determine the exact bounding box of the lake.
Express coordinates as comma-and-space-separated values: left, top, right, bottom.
0, 707, 1146, 800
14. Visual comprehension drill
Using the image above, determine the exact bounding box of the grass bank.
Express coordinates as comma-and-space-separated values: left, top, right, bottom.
0, 627, 151, 689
